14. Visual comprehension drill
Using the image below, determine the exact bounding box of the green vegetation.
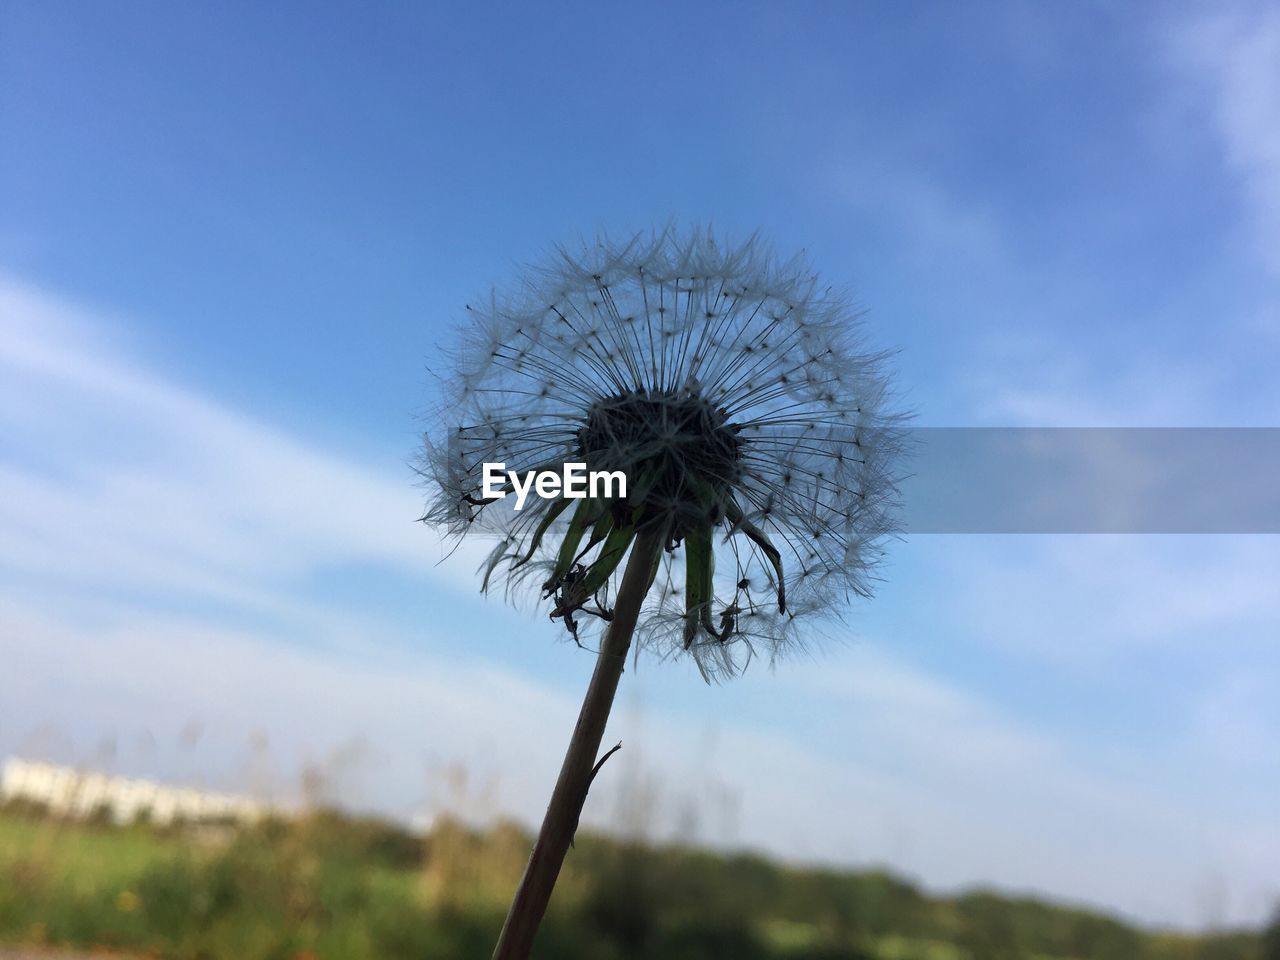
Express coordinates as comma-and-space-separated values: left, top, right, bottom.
0, 805, 1267, 960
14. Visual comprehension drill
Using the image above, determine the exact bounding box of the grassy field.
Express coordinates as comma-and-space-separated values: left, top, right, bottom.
0, 806, 1268, 960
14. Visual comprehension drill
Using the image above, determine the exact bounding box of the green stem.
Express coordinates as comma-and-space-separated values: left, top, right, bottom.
491, 525, 665, 960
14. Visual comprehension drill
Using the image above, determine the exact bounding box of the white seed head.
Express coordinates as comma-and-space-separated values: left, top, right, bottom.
420, 226, 905, 679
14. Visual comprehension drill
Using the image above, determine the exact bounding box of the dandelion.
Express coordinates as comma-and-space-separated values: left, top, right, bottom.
418, 226, 904, 958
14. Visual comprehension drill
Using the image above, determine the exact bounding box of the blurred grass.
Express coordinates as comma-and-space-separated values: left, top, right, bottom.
0, 804, 1267, 960
0, 810, 181, 888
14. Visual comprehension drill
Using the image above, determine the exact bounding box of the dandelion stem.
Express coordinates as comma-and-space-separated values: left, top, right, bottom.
492, 525, 665, 960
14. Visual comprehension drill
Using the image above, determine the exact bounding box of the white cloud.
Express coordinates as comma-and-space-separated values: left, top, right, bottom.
1, 276, 1277, 928
1171, 3, 1280, 282
973, 346, 1242, 427
939, 536, 1280, 663
761, 650, 1280, 926
1188, 668, 1280, 773
0, 275, 486, 621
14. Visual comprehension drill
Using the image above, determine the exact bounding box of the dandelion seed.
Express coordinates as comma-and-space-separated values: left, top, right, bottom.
417, 225, 905, 958
422, 225, 903, 677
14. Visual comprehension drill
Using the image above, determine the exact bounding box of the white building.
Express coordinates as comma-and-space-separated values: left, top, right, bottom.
0, 757, 264, 826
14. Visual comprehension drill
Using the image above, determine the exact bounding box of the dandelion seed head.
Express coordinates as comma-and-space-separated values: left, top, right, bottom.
419, 225, 905, 679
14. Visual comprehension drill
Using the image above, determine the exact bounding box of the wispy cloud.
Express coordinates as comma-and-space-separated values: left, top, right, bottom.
2, 277, 1277, 928
941, 536, 1280, 662
1171, 3, 1280, 283
0, 276, 486, 624
762, 651, 1280, 926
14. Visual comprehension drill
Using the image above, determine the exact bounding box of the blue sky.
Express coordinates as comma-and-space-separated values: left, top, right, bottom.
2, 0, 1278, 930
